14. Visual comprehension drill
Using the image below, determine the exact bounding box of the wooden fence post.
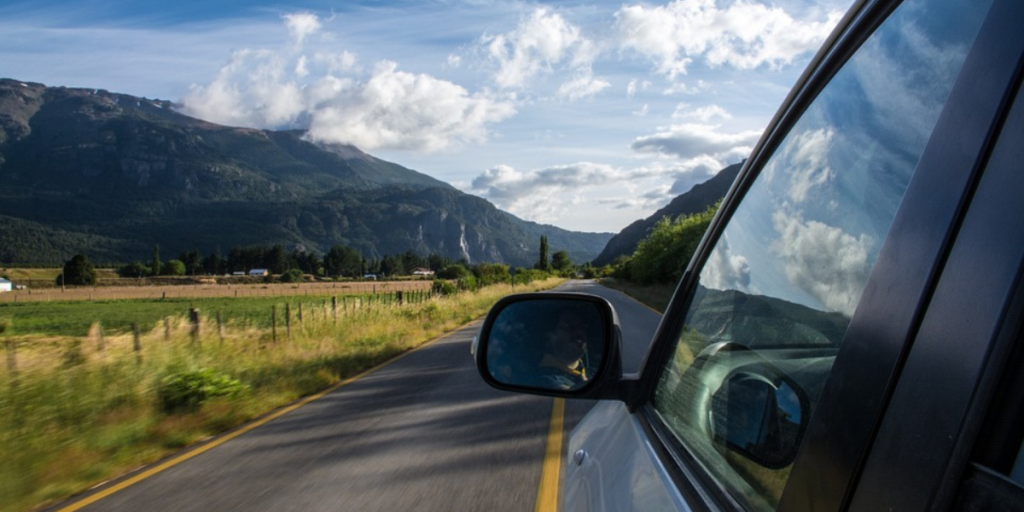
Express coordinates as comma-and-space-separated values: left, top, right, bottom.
332, 296, 338, 322
298, 303, 303, 324
271, 306, 278, 344
189, 308, 201, 351
216, 311, 224, 344
132, 323, 142, 365
285, 303, 291, 339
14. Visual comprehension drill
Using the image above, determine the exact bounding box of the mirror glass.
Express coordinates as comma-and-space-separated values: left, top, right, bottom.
485, 299, 607, 391
710, 372, 806, 469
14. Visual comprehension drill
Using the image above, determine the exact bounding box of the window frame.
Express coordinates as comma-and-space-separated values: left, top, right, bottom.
846, 19, 1024, 510
626, 0, 1024, 510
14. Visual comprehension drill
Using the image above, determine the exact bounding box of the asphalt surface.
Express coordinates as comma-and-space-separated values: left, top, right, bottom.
58, 280, 662, 512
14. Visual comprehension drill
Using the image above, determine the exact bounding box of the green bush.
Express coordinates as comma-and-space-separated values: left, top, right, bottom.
278, 268, 304, 283
432, 279, 458, 296
162, 259, 186, 276
436, 264, 471, 280
628, 202, 719, 285
157, 369, 248, 414
472, 263, 510, 286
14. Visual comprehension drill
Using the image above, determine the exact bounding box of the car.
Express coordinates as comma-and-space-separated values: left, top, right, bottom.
472, 0, 1024, 510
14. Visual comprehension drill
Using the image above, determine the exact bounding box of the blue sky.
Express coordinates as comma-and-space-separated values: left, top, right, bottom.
0, 0, 851, 233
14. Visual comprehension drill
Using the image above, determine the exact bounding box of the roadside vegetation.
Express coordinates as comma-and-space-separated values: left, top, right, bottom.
593, 203, 721, 312
0, 276, 563, 512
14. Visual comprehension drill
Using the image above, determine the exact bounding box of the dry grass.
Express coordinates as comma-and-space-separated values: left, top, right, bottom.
0, 279, 432, 303
0, 278, 563, 512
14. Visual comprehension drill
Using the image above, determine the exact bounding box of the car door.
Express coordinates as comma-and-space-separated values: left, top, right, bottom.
564, 0, 1020, 510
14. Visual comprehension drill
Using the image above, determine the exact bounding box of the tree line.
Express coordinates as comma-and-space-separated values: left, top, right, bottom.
607, 202, 720, 285
52, 237, 586, 287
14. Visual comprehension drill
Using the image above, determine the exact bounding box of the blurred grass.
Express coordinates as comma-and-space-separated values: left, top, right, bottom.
0, 278, 563, 512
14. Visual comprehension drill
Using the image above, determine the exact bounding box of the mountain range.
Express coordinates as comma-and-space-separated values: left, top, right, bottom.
0, 78, 741, 269
0, 79, 619, 267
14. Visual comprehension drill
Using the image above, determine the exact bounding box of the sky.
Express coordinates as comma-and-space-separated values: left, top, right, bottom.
0, 0, 852, 234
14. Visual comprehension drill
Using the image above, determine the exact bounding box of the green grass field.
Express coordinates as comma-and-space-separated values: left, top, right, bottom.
0, 292, 425, 337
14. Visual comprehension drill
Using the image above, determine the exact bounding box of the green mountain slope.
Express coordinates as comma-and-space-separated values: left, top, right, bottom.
592, 163, 742, 266
0, 79, 611, 266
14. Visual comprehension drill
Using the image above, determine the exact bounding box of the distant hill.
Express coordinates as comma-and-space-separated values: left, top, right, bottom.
0, 79, 611, 266
592, 162, 742, 266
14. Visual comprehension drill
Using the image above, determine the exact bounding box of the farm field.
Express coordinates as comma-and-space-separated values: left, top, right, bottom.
0, 278, 431, 304
0, 278, 565, 512
0, 281, 433, 336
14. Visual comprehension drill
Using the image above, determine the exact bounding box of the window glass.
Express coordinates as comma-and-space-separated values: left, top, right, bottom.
651, 0, 994, 509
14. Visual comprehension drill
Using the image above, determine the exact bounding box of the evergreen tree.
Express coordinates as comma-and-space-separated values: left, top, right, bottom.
58, 253, 97, 286
324, 245, 363, 277
179, 250, 202, 276
551, 250, 573, 275
536, 236, 550, 271
151, 245, 162, 276
203, 246, 224, 275
265, 244, 291, 274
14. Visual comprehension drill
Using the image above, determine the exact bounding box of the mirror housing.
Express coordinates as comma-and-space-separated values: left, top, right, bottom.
709, 364, 809, 470
474, 293, 626, 400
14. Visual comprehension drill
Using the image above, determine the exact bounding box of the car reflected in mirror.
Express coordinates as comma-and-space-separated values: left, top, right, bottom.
474, 293, 621, 397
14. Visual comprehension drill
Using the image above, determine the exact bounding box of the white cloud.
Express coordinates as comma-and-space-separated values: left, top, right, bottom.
469, 162, 624, 222
631, 123, 760, 160
662, 79, 709, 95
283, 12, 322, 45
773, 128, 834, 203
614, 0, 842, 79
703, 234, 752, 292
314, 51, 358, 73
626, 79, 651, 99
179, 13, 515, 153
557, 69, 610, 101
673, 103, 731, 122
305, 61, 516, 152
481, 7, 604, 100
180, 48, 307, 128
772, 209, 873, 316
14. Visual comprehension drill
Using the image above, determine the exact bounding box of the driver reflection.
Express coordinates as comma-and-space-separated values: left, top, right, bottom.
536, 311, 590, 390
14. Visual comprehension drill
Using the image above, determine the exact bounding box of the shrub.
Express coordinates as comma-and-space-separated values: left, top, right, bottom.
163, 259, 186, 276
628, 202, 719, 285
117, 261, 151, 278
157, 369, 248, 414
436, 264, 471, 280
279, 268, 305, 283
432, 279, 458, 296
473, 263, 510, 286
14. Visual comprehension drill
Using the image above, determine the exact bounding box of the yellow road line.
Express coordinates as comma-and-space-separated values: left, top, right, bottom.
55, 336, 447, 512
535, 398, 564, 512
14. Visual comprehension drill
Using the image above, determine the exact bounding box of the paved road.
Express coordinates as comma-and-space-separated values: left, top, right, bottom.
55, 280, 662, 512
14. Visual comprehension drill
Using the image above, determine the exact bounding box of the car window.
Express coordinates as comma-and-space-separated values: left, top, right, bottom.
649, 0, 995, 509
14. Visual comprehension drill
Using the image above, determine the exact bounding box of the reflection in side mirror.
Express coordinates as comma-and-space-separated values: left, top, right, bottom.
709, 371, 807, 469
476, 294, 614, 394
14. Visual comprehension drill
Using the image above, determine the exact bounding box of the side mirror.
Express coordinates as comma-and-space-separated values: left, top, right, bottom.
474, 293, 622, 398
709, 368, 808, 469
